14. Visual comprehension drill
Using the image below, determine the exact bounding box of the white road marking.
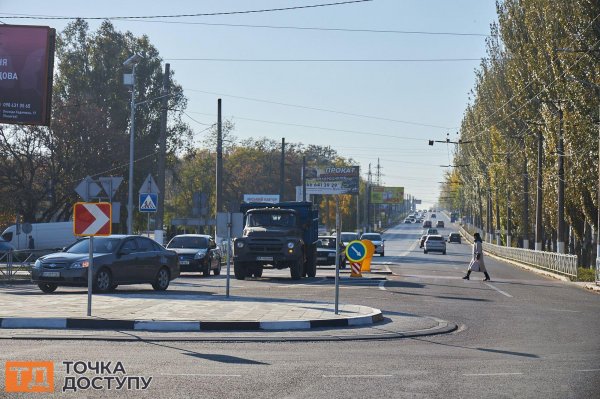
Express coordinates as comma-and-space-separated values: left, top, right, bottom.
323, 375, 393, 378
463, 373, 522, 376
378, 280, 387, 291
576, 369, 600, 372
484, 282, 513, 298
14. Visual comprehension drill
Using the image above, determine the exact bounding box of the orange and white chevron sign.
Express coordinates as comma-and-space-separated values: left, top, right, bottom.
350, 262, 362, 277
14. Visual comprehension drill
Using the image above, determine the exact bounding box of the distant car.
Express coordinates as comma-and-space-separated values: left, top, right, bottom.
404, 218, 412, 224
361, 233, 385, 256
316, 236, 346, 268
430, 214, 437, 219
31, 235, 180, 293
340, 232, 360, 247
424, 235, 446, 255
419, 235, 427, 248
436, 220, 445, 228
426, 228, 439, 235
448, 232, 461, 244
166, 234, 222, 276
422, 220, 432, 228
0, 239, 15, 256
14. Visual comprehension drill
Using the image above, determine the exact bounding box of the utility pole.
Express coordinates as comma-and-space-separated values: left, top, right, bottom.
495, 171, 500, 246
280, 138, 285, 201
367, 163, 372, 231
535, 130, 543, 251
216, 99, 223, 214
506, 152, 512, 247
522, 154, 530, 249
156, 63, 169, 244
487, 187, 492, 243
557, 108, 565, 253
302, 155, 306, 202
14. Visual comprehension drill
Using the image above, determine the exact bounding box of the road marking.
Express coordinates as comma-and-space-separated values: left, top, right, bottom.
463, 373, 522, 376
160, 373, 242, 377
484, 282, 513, 298
323, 375, 393, 378
378, 280, 387, 291
576, 369, 600, 372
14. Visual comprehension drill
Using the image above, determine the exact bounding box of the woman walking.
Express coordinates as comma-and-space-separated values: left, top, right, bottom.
463, 232, 490, 281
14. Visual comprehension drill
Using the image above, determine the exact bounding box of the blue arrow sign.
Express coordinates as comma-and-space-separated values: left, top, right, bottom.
345, 240, 367, 262
139, 193, 158, 213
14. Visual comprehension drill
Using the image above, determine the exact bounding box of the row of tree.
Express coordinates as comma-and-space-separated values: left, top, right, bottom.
439, 1, 600, 266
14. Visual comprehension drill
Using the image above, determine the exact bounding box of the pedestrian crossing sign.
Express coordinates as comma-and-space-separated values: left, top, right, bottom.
139, 193, 158, 213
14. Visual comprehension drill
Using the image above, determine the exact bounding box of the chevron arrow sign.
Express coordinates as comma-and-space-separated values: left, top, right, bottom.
73, 202, 112, 236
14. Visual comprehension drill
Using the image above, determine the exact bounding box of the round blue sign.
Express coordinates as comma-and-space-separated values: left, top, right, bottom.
345, 240, 367, 262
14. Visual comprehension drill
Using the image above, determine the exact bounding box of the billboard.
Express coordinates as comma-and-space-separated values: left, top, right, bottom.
305, 166, 359, 195
371, 186, 404, 204
0, 24, 56, 126
243, 194, 280, 204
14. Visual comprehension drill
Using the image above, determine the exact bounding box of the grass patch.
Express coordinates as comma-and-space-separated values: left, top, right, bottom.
576, 267, 596, 282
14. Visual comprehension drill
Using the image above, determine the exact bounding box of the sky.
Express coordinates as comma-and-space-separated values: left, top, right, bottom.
0, 0, 499, 209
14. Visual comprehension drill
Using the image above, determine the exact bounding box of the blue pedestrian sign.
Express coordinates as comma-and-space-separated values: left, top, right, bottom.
139, 193, 158, 213
345, 240, 367, 263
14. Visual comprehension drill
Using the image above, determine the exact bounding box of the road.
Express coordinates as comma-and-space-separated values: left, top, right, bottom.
1, 212, 599, 398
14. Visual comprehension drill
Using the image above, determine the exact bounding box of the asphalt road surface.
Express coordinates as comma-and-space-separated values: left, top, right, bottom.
2, 212, 599, 398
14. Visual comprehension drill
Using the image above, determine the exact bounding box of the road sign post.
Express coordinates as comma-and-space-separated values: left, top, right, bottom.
74, 202, 112, 317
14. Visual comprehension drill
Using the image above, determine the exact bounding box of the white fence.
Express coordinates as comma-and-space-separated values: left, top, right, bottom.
459, 225, 578, 278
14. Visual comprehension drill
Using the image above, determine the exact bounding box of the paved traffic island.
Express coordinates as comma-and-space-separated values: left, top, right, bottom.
0, 289, 383, 332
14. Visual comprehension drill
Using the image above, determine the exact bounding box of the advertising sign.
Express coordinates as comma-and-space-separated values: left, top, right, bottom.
0, 25, 56, 126
243, 194, 280, 204
305, 166, 359, 195
370, 186, 404, 204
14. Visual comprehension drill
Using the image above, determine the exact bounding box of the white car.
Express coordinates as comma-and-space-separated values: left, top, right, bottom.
360, 233, 385, 256
424, 235, 446, 255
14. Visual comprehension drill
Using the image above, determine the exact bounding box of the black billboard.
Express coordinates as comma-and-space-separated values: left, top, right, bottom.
0, 24, 56, 126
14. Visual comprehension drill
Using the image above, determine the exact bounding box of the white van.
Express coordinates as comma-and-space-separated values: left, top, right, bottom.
1, 222, 78, 250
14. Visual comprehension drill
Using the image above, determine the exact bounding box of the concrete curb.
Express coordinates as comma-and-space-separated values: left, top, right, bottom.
0, 317, 457, 342
0, 309, 384, 332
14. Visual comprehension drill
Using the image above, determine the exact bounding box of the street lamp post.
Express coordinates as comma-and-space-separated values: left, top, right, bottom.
123, 54, 143, 235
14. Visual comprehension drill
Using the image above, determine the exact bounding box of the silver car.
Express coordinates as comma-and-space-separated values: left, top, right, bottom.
424, 235, 446, 255
361, 233, 385, 257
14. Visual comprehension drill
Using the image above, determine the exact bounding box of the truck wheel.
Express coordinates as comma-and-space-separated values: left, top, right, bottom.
290, 259, 302, 280
234, 262, 246, 280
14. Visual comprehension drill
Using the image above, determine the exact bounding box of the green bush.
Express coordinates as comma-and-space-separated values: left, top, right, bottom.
576, 267, 596, 282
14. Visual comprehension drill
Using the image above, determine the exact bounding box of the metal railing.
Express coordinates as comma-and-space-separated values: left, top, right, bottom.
459, 225, 578, 278
1, 249, 52, 282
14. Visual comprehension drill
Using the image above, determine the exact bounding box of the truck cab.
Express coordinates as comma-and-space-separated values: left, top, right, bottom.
233, 202, 318, 280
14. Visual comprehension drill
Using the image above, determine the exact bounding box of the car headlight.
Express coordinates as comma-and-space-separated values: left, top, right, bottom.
33, 259, 42, 269
71, 260, 89, 268
194, 251, 207, 259
236, 241, 245, 248
287, 242, 295, 249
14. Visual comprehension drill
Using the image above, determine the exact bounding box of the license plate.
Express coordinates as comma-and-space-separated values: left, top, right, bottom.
180, 260, 190, 265
42, 271, 60, 277
257, 256, 273, 261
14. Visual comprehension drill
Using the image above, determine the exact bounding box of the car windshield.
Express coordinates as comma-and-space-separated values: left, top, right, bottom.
340, 233, 358, 242
66, 238, 121, 254
362, 234, 381, 241
247, 212, 296, 227
167, 236, 208, 249
427, 236, 443, 241
317, 238, 337, 249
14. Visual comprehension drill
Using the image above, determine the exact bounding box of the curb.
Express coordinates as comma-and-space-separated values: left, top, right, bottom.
0, 310, 384, 332
0, 317, 457, 342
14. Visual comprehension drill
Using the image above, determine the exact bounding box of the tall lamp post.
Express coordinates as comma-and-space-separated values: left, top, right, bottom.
123, 54, 143, 235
